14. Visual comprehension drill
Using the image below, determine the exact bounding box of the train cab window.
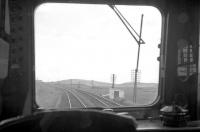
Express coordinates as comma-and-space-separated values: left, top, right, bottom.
34, 3, 161, 109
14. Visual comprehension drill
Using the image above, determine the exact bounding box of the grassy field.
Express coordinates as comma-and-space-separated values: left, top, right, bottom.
36, 79, 158, 109
36, 80, 61, 109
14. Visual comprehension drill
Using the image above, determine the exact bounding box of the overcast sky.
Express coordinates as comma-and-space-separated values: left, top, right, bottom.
35, 3, 161, 84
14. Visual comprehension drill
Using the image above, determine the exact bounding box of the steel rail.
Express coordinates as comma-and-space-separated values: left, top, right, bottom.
66, 89, 87, 108
65, 91, 72, 109
79, 90, 109, 107
75, 89, 122, 107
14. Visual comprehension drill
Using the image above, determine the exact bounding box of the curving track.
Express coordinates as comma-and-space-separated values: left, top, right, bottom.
61, 87, 123, 109
74, 89, 123, 107
65, 89, 87, 108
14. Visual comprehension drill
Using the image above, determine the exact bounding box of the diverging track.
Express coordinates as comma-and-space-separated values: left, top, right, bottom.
74, 89, 123, 108
61, 87, 123, 109
65, 89, 87, 108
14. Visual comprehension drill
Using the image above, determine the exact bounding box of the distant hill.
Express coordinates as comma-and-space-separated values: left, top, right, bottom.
118, 82, 158, 88
45, 79, 158, 89
50, 79, 112, 88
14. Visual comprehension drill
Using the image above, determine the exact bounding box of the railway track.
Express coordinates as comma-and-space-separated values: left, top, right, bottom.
60, 87, 123, 109
74, 89, 123, 108
65, 89, 87, 108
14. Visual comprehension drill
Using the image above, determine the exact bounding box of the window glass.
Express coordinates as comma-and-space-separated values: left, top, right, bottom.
35, 3, 161, 109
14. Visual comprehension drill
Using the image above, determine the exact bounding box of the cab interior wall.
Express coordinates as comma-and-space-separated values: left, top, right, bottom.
0, 0, 199, 123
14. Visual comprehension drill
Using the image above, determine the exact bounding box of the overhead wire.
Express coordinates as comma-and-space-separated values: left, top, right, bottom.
108, 4, 145, 44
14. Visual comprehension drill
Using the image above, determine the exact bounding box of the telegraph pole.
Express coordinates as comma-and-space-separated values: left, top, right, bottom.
133, 14, 144, 104
111, 74, 116, 89
108, 5, 145, 104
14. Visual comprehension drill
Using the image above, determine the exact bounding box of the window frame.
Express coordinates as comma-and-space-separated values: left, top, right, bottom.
32, 0, 165, 120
